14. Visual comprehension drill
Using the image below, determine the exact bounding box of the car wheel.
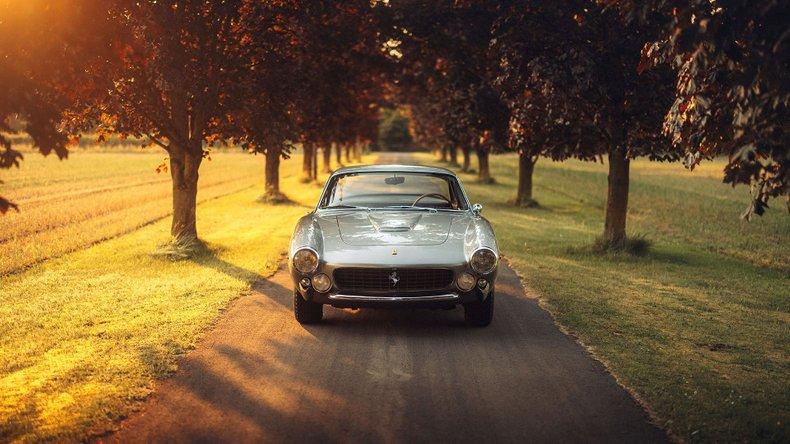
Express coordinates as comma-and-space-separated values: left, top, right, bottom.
464, 291, 494, 327
294, 289, 323, 324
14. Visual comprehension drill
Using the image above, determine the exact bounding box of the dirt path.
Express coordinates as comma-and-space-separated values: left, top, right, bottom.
106, 153, 666, 443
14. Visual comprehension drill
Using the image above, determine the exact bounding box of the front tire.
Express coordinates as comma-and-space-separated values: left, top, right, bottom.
464, 292, 494, 327
294, 290, 323, 324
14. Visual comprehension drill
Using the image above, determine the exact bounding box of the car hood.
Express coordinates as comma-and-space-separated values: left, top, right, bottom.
290, 210, 498, 269
335, 211, 458, 246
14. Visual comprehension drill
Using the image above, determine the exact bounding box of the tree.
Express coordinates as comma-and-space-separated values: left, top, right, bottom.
389, 0, 509, 182
502, 98, 550, 207
471, 86, 509, 184
489, 4, 564, 207
85, 0, 249, 253
401, 78, 471, 168
0, 0, 116, 213
619, 0, 789, 219
231, 0, 303, 203
288, 0, 384, 182
406, 98, 451, 158
488, 1, 679, 247
490, 2, 614, 207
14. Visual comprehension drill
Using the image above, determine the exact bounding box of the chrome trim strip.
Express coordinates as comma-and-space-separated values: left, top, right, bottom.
328, 293, 459, 303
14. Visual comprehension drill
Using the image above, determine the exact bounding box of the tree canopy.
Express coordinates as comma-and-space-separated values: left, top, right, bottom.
619, 0, 789, 218
1, 0, 786, 251
0, 0, 117, 213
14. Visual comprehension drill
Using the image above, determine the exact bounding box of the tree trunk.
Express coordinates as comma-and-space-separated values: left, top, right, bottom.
448, 146, 459, 166
344, 144, 352, 163
302, 143, 314, 182
602, 148, 630, 248
169, 147, 202, 246
515, 151, 537, 206
335, 142, 343, 165
439, 146, 448, 162
354, 143, 362, 162
312, 144, 318, 179
476, 147, 494, 183
265, 147, 281, 193
461, 146, 471, 172
322, 144, 333, 173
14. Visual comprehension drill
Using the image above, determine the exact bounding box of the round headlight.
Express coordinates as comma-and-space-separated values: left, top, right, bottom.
457, 272, 476, 291
470, 248, 497, 274
312, 273, 332, 292
293, 248, 319, 274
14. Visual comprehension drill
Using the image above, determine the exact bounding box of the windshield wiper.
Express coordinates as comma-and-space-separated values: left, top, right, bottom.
379, 205, 438, 213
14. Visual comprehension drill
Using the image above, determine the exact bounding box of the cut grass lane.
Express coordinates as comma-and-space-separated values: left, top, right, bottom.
0, 155, 367, 442
417, 152, 789, 442
0, 151, 275, 274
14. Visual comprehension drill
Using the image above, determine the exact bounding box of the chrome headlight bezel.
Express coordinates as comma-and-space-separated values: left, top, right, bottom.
292, 247, 319, 274
470, 247, 498, 274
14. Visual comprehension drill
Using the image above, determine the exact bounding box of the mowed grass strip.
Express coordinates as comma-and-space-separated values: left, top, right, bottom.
419, 153, 789, 442
0, 153, 360, 442
0, 150, 271, 274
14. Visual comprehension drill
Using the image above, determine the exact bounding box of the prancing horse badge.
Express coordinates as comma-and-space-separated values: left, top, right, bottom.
391, 248, 398, 256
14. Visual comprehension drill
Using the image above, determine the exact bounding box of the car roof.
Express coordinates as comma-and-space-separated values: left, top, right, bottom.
330, 164, 457, 176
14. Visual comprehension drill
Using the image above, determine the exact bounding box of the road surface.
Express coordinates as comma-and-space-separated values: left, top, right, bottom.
106, 153, 666, 443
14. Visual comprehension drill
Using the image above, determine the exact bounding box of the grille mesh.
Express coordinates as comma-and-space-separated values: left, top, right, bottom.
334, 268, 453, 293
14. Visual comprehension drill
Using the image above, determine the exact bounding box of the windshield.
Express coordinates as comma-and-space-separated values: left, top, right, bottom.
320, 172, 468, 210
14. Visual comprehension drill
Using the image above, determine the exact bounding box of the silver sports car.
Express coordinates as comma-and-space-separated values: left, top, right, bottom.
288, 165, 499, 326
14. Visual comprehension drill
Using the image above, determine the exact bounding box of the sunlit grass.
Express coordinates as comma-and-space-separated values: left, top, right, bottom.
0, 151, 366, 442
0, 149, 270, 274
421, 152, 789, 442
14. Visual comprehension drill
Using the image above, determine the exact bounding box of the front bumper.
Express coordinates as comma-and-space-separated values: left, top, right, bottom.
291, 263, 496, 309
324, 292, 464, 309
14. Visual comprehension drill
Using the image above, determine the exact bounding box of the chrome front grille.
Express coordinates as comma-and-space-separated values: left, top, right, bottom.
333, 268, 454, 294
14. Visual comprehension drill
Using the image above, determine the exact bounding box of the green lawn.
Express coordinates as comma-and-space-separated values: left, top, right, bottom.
420, 153, 789, 442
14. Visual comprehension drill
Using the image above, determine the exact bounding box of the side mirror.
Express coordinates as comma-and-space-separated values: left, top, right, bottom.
471, 203, 483, 215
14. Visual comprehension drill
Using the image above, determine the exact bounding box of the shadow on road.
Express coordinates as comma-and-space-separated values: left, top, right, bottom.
107, 262, 666, 443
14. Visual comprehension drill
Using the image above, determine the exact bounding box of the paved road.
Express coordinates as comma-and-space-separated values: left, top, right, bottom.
107, 153, 667, 443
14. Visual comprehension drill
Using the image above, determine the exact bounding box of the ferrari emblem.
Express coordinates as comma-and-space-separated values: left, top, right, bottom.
391, 248, 398, 256
389, 271, 399, 286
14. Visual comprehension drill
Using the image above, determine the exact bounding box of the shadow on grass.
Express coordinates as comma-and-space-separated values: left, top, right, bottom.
184, 244, 292, 309
562, 236, 692, 266
255, 192, 294, 205
191, 251, 260, 281
484, 200, 557, 215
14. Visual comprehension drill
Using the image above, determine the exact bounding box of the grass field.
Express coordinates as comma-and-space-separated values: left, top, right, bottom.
0, 149, 360, 441
420, 153, 789, 442
0, 148, 266, 274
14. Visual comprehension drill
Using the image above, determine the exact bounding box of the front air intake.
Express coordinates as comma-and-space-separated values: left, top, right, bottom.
334, 268, 453, 294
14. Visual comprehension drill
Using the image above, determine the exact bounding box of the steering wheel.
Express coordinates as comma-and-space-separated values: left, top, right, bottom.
412, 193, 453, 207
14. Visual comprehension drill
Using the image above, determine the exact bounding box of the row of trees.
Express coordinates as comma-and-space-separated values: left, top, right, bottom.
386, 0, 787, 247
1, 0, 787, 253
1, 0, 384, 253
